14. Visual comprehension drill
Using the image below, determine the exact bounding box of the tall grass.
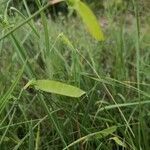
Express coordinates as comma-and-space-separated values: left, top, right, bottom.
0, 0, 150, 149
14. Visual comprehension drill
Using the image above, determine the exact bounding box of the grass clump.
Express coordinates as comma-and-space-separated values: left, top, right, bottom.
0, 0, 150, 149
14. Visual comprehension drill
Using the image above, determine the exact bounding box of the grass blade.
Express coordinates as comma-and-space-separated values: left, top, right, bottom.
63, 126, 117, 150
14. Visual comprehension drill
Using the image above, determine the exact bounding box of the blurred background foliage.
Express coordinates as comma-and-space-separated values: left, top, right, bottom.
0, 0, 149, 19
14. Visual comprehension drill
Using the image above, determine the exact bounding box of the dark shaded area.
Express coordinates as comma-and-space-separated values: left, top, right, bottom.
9, 0, 69, 20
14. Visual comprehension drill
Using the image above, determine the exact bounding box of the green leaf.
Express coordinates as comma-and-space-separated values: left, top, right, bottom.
73, 0, 104, 41
31, 80, 85, 98
110, 137, 126, 148
63, 126, 117, 150
93, 126, 117, 140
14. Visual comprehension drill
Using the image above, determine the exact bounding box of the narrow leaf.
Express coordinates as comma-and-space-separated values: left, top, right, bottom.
93, 126, 117, 140
74, 1, 104, 41
110, 137, 126, 147
31, 80, 85, 98
63, 126, 117, 150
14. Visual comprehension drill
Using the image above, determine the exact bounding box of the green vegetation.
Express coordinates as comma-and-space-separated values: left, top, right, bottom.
0, 0, 150, 149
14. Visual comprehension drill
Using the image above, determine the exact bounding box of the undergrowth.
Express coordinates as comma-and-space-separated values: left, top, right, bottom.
0, 0, 150, 149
